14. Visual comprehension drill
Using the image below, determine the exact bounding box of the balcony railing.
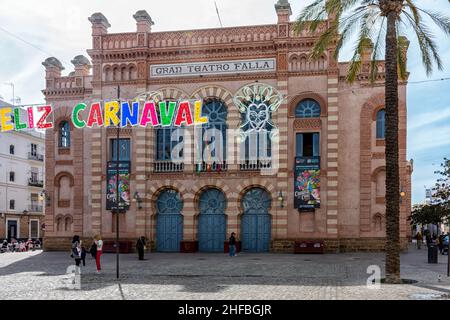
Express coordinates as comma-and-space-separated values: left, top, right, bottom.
154, 161, 184, 173
28, 204, 43, 212
28, 152, 44, 161
197, 161, 228, 172
28, 178, 44, 187
240, 159, 272, 171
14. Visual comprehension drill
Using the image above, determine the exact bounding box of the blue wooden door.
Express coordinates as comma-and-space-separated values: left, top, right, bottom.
198, 188, 227, 252
156, 189, 183, 252
241, 188, 271, 252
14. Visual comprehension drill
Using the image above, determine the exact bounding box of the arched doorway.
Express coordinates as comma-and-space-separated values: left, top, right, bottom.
241, 187, 271, 252
198, 188, 227, 252
156, 188, 183, 252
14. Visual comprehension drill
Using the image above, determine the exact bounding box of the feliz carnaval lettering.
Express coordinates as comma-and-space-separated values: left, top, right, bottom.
0, 100, 208, 131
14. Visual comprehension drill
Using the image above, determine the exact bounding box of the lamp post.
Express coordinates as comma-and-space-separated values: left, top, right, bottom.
278, 191, 285, 208
115, 85, 120, 280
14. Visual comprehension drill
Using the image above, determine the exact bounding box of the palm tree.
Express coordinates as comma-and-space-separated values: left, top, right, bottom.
294, 0, 450, 283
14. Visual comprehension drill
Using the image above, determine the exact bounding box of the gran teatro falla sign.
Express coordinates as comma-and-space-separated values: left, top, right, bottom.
150, 58, 276, 78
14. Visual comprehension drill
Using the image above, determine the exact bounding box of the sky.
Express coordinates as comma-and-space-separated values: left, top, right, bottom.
0, 0, 449, 204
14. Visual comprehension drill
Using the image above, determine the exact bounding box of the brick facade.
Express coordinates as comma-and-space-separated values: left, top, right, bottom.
41, 2, 412, 252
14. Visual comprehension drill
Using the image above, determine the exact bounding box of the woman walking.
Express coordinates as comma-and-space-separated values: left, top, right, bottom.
93, 235, 103, 273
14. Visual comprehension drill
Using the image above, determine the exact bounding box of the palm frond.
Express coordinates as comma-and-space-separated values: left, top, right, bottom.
415, 7, 450, 36
369, 16, 386, 82
403, 10, 443, 74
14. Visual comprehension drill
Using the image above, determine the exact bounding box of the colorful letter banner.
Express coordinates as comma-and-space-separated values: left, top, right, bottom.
106, 161, 131, 211
294, 156, 320, 210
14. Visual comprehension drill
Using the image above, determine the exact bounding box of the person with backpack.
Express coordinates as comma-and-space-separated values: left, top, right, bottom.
71, 235, 82, 267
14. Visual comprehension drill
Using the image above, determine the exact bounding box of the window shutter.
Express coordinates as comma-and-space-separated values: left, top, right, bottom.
313, 133, 320, 156
296, 133, 303, 157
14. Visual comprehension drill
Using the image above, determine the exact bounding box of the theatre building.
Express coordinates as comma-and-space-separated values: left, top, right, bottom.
42, 0, 412, 252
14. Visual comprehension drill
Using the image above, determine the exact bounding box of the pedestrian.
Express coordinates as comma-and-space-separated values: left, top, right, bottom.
437, 234, 444, 254
89, 241, 97, 259
416, 231, 423, 249
426, 232, 432, 248
93, 234, 103, 273
71, 235, 82, 267
136, 236, 146, 261
80, 241, 87, 266
229, 232, 237, 257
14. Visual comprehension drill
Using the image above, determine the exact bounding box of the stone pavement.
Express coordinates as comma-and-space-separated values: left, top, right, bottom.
0, 245, 449, 300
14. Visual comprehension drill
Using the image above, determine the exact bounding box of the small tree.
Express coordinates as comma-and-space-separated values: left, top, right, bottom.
433, 158, 450, 207
410, 158, 450, 234
409, 204, 450, 229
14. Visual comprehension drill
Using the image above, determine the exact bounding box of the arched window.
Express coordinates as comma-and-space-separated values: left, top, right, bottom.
200, 98, 227, 170
56, 217, 63, 232
376, 109, 385, 139
59, 121, 70, 148
155, 101, 184, 165
295, 99, 321, 118
64, 217, 72, 232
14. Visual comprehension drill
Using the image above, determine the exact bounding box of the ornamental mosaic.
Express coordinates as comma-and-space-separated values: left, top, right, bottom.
233, 83, 285, 141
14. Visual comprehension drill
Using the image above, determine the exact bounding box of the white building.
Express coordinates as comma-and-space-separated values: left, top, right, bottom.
0, 99, 45, 240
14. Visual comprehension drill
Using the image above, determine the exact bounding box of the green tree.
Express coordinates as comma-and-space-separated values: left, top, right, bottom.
294, 0, 450, 283
433, 158, 450, 206
409, 204, 450, 227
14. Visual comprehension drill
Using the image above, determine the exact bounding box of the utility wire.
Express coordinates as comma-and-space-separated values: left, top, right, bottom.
0, 25, 71, 66
214, 1, 223, 28
7, 76, 450, 108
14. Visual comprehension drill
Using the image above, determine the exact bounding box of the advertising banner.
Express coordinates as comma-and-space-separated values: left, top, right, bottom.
294, 157, 320, 210
106, 161, 131, 211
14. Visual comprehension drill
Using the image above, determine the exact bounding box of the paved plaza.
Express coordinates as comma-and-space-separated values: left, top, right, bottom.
0, 245, 449, 300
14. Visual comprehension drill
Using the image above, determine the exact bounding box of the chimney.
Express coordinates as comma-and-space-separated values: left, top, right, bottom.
42, 57, 64, 89
275, 0, 292, 24
361, 38, 374, 62
42, 57, 64, 79
71, 55, 92, 77
88, 12, 110, 36
133, 10, 154, 33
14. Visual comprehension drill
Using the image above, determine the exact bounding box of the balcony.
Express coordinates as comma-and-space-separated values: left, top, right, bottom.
240, 159, 272, 171
28, 152, 44, 161
28, 178, 44, 187
154, 161, 184, 173
28, 204, 43, 213
197, 161, 228, 173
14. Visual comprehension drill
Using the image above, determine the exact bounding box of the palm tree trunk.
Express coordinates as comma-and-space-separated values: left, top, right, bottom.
384, 9, 401, 284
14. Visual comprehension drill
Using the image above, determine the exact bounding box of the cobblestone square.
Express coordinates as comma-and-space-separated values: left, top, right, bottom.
1, 245, 449, 300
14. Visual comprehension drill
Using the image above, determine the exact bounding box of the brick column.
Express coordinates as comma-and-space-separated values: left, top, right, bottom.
134, 128, 147, 236
326, 59, 339, 236
90, 128, 103, 235
275, 78, 289, 239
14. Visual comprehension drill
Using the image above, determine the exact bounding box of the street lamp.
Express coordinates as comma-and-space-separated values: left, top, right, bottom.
114, 85, 121, 280
278, 190, 285, 208
399, 185, 406, 204
133, 192, 143, 209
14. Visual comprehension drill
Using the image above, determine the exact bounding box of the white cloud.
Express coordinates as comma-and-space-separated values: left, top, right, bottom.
409, 106, 450, 130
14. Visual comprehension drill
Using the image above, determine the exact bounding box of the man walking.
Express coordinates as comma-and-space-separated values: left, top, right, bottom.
229, 232, 237, 257
136, 236, 147, 260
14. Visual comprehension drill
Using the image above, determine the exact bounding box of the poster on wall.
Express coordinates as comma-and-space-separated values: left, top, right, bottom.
294, 157, 320, 210
106, 161, 131, 211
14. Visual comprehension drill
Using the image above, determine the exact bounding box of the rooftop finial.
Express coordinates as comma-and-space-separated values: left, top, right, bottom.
275, 0, 292, 14
88, 12, 111, 28
42, 57, 64, 70
133, 10, 154, 25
